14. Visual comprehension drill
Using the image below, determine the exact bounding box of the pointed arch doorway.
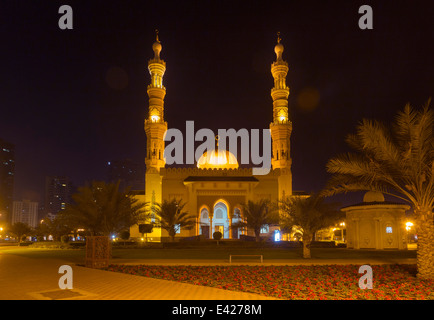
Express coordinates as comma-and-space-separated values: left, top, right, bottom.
213, 201, 230, 239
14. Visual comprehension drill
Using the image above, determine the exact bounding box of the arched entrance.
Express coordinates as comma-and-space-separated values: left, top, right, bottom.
199, 207, 210, 239
213, 201, 230, 239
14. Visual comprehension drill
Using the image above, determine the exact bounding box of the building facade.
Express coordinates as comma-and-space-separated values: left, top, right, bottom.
341, 191, 409, 250
130, 34, 294, 241
44, 176, 73, 219
0, 138, 15, 223
12, 200, 38, 228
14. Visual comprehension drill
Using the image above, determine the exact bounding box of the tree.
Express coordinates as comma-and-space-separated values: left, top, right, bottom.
323, 101, 434, 279
37, 214, 71, 241
63, 180, 149, 236
232, 199, 278, 242
153, 199, 195, 242
9, 222, 32, 243
279, 194, 343, 258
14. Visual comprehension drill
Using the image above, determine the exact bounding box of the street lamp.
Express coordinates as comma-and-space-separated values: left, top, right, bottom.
405, 221, 413, 244
339, 222, 346, 242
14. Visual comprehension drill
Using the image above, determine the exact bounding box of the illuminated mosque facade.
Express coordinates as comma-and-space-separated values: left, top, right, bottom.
130, 33, 298, 241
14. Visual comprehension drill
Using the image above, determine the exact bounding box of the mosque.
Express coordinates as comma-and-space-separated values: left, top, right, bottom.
129, 32, 298, 242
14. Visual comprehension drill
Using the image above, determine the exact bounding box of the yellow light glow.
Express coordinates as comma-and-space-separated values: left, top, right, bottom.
405, 221, 413, 231
150, 115, 160, 122
197, 149, 239, 169
279, 116, 287, 122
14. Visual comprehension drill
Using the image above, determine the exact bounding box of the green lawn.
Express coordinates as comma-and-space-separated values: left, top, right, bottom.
1, 245, 416, 263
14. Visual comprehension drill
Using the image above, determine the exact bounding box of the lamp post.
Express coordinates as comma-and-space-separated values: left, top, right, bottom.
340, 222, 346, 242
405, 221, 413, 246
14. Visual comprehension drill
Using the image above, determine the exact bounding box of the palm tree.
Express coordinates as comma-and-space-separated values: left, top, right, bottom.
324, 101, 434, 279
63, 180, 149, 236
279, 194, 343, 258
232, 199, 277, 242
280, 194, 343, 258
153, 199, 196, 242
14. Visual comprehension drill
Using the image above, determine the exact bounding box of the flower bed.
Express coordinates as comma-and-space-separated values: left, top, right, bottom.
105, 264, 433, 300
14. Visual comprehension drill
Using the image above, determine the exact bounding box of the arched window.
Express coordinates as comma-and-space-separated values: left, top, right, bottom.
215, 209, 223, 219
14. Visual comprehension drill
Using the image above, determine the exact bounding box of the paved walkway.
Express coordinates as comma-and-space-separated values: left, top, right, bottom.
0, 247, 416, 300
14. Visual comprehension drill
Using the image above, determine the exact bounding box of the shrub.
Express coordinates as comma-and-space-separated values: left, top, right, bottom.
119, 230, 130, 240
61, 235, 70, 243
213, 231, 222, 241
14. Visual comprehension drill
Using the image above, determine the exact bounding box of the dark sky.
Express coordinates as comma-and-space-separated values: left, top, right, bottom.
1, 0, 433, 207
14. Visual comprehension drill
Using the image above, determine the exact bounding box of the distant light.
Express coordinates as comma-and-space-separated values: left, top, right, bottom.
108, 161, 111, 165
274, 230, 281, 242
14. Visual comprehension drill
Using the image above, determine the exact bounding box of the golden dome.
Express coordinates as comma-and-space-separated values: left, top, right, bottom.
197, 149, 239, 169
363, 191, 385, 203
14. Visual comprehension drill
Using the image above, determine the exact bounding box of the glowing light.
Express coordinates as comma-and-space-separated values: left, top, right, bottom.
274, 230, 281, 242
197, 149, 239, 169
279, 116, 287, 122
405, 221, 413, 231
150, 115, 160, 122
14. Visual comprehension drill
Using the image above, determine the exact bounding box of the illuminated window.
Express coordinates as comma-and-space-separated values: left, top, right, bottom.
175, 224, 181, 234
274, 230, 281, 242
260, 225, 269, 234
386, 226, 393, 234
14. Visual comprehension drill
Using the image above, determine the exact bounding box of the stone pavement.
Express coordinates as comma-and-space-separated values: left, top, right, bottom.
0, 246, 416, 300
0, 249, 276, 300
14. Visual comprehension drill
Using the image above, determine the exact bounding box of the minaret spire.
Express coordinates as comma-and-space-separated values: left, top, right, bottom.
145, 31, 167, 172
269, 33, 292, 199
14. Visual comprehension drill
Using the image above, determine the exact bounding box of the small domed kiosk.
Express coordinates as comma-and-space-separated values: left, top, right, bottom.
341, 191, 410, 249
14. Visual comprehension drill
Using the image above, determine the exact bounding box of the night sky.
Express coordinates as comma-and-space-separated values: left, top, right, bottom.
1, 0, 433, 207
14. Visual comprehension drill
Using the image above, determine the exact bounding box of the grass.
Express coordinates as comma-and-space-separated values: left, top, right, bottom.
1, 244, 416, 262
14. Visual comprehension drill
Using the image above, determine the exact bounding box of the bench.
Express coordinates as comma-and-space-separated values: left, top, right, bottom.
229, 255, 263, 264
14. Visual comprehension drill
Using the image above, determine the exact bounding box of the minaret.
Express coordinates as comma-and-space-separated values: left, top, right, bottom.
270, 32, 292, 200
144, 31, 167, 240
145, 30, 167, 172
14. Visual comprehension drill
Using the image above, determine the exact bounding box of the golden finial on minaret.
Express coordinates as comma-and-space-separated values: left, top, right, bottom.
155, 29, 160, 43
152, 29, 162, 59
274, 32, 284, 61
